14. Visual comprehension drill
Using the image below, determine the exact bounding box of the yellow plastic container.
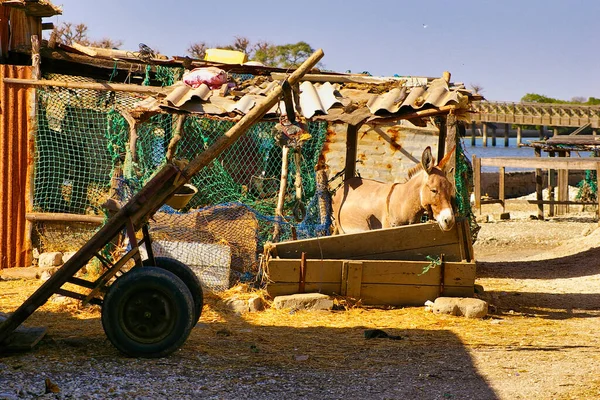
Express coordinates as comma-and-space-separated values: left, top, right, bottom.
204, 48, 248, 64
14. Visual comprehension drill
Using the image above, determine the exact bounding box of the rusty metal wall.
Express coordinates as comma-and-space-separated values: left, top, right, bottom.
0, 64, 32, 269
323, 121, 440, 188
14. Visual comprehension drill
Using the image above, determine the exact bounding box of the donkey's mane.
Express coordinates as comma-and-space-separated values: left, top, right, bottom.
406, 163, 424, 181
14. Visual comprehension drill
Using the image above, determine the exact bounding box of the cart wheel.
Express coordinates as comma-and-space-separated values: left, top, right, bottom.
143, 257, 203, 323
101, 267, 195, 358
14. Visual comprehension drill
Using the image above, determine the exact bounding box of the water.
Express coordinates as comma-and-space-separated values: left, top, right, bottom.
461, 137, 593, 172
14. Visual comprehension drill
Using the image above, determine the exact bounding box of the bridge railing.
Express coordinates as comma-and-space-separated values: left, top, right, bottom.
470, 101, 600, 128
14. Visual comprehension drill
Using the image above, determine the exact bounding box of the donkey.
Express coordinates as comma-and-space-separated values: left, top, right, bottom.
331, 146, 455, 234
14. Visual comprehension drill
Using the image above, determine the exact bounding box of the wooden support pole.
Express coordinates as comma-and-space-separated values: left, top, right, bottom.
166, 115, 186, 161
516, 126, 522, 146
482, 123, 488, 147
491, 124, 497, 147
553, 127, 559, 137
596, 163, 600, 223
25, 35, 41, 268
2, 77, 170, 95
504, 123, 510, 147
444, 114, 457, 187
499, 166, 505, 212
548, 151, 556, 217
539, 126, 545, 139
535, 147, 544, 220
273, 146, 290, 242
344, 124, 359, 180
438, 116, 447, 163
470, 121, 476, 146
472, 155, 481, 214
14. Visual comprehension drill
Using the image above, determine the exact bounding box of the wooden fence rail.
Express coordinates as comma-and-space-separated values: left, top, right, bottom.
472, 156, 600, 221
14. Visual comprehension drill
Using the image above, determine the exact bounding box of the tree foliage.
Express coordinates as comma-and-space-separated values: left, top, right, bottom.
52, 22, 123, 49
521, 93, 600, 106
187, 37, 317, 68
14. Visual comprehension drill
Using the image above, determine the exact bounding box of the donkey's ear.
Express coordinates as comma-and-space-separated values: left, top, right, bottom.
437, 145, 456, 171
421, 146, 435, 174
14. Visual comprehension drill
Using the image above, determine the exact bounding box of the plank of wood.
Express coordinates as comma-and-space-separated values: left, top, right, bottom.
346, 262, 363, 299
266, 260, 343, 283
2, 77, 169, 95
0, 314, 47, 352
360, 260, 476, 286
479, 157, 600, 170
270, 221, 463, 261
266, 283, 342, 298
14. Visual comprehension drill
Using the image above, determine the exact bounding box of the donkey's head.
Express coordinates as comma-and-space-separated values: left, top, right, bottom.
419, 146, 456, 231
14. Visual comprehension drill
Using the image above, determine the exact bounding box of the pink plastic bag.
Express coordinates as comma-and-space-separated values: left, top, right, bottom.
182, 67, 228, 89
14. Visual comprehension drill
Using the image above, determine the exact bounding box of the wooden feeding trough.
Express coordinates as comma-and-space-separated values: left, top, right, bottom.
265, 218, 476, 306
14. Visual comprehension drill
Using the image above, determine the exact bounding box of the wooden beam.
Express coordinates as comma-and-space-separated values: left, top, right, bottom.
2, 77, 169, 95
478, 157, 600, 170
26, 213, 104, 224
344, 124, 359, 180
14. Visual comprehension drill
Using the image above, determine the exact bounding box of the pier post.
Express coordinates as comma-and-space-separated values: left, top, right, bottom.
553, 127, 559, 137
517, 126, 522, 145
504, 123, 509, 147
539, 126, 545, 139
491, 124, 497, 146
471, 121, 476, 146
482, 123, 488, 147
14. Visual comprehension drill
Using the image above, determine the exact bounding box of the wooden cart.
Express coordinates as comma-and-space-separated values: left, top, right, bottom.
0, 50, 324, 358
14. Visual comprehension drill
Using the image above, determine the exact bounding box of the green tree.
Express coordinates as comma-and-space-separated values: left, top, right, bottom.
186, 37, 317, 68
520, 93, 563, 103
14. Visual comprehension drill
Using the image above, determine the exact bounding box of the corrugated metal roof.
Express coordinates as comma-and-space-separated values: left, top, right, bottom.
146, 73, 472, 125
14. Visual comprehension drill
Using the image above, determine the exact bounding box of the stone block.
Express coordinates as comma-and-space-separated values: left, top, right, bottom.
272, 293, 333, 311
432, 297, 488, 318
38, 252, 63, 268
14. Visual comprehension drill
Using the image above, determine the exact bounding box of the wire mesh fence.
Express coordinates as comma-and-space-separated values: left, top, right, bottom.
33, 76, 330, 290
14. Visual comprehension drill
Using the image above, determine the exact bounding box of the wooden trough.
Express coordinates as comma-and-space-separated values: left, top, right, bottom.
265, 218, 476, 306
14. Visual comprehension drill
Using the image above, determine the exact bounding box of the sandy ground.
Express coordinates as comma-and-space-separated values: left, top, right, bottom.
1, 199, 599, 399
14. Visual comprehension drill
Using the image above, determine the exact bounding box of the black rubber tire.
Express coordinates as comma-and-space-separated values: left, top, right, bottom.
143, 257, 203, 323
101, 267, 195, 358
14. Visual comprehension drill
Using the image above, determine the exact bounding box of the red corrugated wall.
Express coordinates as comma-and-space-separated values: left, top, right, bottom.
0, 64, 32, 269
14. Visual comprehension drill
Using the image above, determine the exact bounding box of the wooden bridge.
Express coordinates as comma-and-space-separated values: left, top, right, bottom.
470, 101, 600, 129
468, 101, 600, 146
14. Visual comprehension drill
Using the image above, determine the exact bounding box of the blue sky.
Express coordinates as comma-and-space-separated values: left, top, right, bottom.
49, 0, 599, 102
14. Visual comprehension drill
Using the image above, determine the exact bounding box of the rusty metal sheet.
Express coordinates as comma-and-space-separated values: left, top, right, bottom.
323, 120, 439, 188
0, 64, 32, 269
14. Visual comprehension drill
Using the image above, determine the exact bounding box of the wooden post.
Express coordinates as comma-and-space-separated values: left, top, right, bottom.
504, 123, 510, 147
548, 151, 556, 217
445, 114, 457, 187
470, 121, 476, 146
539, 126, 545, 139
273, 146, 290, 242
438, 116, 447, 163
482, 123, 488, 147
166, 115, 186, 161
25, 35, 41, 268
535, 147, 544, 220
344, 124, 359, 180
558, 151, 569, 215
472, 155, 481, 214
491, 124, 497, 147
499, 166, 505, 212
553, 127, 559, 137
596, 163, 600, 223
516, 126, 522, 146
